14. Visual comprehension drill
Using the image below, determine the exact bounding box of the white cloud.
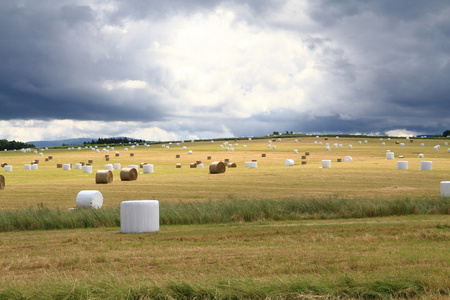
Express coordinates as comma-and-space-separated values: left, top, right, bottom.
385, 129, 422, 138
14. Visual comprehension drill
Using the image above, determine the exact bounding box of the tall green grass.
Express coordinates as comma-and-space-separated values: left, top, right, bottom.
0, 274, 447, 299
1, 197, 449, 232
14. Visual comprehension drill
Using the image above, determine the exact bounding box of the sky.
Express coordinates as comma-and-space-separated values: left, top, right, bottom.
1, 0, 450, 142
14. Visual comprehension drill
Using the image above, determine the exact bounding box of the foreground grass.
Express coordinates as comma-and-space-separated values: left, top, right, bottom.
1, 197, 449, 232
0, 216, 449, 299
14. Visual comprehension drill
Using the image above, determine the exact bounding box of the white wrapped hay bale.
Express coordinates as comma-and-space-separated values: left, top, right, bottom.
24, 164, 31, 170
441, 181, 450, 197
272, 146, 276, 149
321, 160, 331, 168
400, 143, 405, 146
198, 163, 204, 168
344, 156, 353, 162
39, 153, 43, 156
348, 145, 352, 148
104, 164, 114, 171
420, 143, 425, 147
76, 190, 103, 209
420, 161, 432, 171
294, 149, 298, 154
63, 164, 71, 170
120, 200, 159, 233
188, 150, 192, 154
114, 163, 121, 170
75, 163, 82, 170
397, 161, 408, 170
381, 142, 385, 146
31, 164, 38, 170
83, 165, 93, 173
418, 154, 424, 158
244, 161, 258, 168
128, 165, 139, 171
386, 152, 395, 160
143, 164, 154, 173
284, 159, 295, 166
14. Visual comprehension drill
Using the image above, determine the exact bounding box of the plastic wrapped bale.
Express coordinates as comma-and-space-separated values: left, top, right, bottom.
344, 156, 353, 162
128, 165, 139, 171
294, 149, 298, 153
284, 159, 294, 166
96, 170, 113, 184
321, 160, 331, 168
244, 161, 258, 168
143, 164, 154, 173
0, 174, 4, 190
76, 190, 103, 209
83, 165, 93, 173
114, 163, 121, 170
104, 164, 114, 171
420, 161, 432, 171
31, 164, 38, 170
418, 154, 424, 158
188, 150, 193, 154
441, 181, 450, 197
198, 164, 204, 168
397, 161, 408, 170
24, 164, 31, 170
209, 161, 226, 173
386, 152, 395, 160
63, 164, 71, 170
120, 200, 159, 233
75, 163, 82, 170
120, 168, 138, 181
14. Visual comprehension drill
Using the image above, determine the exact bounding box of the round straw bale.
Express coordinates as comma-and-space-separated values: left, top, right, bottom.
176, 154, 180, 158
262, 154, 266, 157
190, 163, 197, 168
48, 156, 53, 160
207, 156, 211, 160
140, 163, 146, 168
337, 158, 342, 162
88, 160, 93, 163
130, 153, 134, 157
301, 161, 307, 165
120, 168, 138, 181
96, 170, 113, 184
228, 162, 237, 168
301, 156, 306, 159
0, 174, 4, 190
105, 157, 110, 161
176, 163, 181, 168
196, 160, 202, 165
57, 164, 62, 168
209, 161, 226, 174
224, 158, 229, 163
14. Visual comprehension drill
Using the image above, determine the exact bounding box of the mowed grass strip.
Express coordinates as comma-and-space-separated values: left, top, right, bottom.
1, 197, 449, 232
0, 216, 449, 299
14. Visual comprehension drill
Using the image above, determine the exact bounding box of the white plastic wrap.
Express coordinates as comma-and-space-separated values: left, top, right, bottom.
83, 165, 93, 173
121, 200, 159, 233
344, 156, 353, 162
63, 164, 71, 170
420, 161, 432, 171
397, 161, 408, 170
441, 181, 450, 197
143, 164, 154, 173
321, 160, 331, 168
284, 159, 295, 166
386, 152, 395, 160
76, 190, 103, 209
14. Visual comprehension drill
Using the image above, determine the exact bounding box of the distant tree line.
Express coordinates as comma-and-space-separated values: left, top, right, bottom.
0, 139, 35, 150
83, 137, 145, 145
443, 130, 450, 137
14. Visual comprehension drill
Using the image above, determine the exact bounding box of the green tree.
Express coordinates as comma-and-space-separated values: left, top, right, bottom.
443, 130, 450, 137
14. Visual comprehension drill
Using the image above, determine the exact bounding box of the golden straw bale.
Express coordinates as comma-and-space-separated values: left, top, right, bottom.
0, 174, 5, 190
120, 168, 138, 181
209, 161, 226, 174
96, 170, 113, 184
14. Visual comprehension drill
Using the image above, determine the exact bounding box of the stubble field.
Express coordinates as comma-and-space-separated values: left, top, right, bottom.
0, 136, 449, 299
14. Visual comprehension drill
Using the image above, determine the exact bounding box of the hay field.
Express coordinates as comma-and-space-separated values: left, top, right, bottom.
0, 136, 450, 298
1, 136, 449, 209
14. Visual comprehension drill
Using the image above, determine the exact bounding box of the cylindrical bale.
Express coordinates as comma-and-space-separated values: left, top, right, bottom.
120, 168, 138, 181
115, 152, 120, 157
104, 164, 114, 171
45, 158, 49, 162
305, 152, 310, 156
321, 160, 331, 168
176, 163, 181, 168
96, 170, 113, 184
337, 158, 342, 162
190, 163, 197, 168
188, 150, 192, 154
272, 146, 276, 149
57, 164, 63, 168
31, 164, 38, 170
24, 164, 31, 170
386, 152, 395, 160
441, 181, 450, 197
176, 154, 180, 158
397, 161, 408, 170
105, 155, 109, 158
128, 165, 139, 171
224, 159, 230, 163
227, 163, 237, 168
420, 161, 433, 171
76, 190, 103, 209
349, 145, 353, 148
63, 164, 71, 170
301, 155, 306, 159
301, 161, 307, 165
284, 159, 295, 166
75, 163, 82, 169
207, 156, 211, 160
244, 161, 258, 168
0, 174, 4, 190
196, 160, 202, 165
114, 163, 121, 170
88, 160, 93, 163
209, 161, 226, 173
83, 165, 93, 173
120, 200, 159, 233
294, 149, 298, 153
198, 164, 204, 168
130, 153, 135, 157
418, 154, 424, 158
140, 163, 146, 168
344, 156, 353, 162
262, 154, 266, 157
